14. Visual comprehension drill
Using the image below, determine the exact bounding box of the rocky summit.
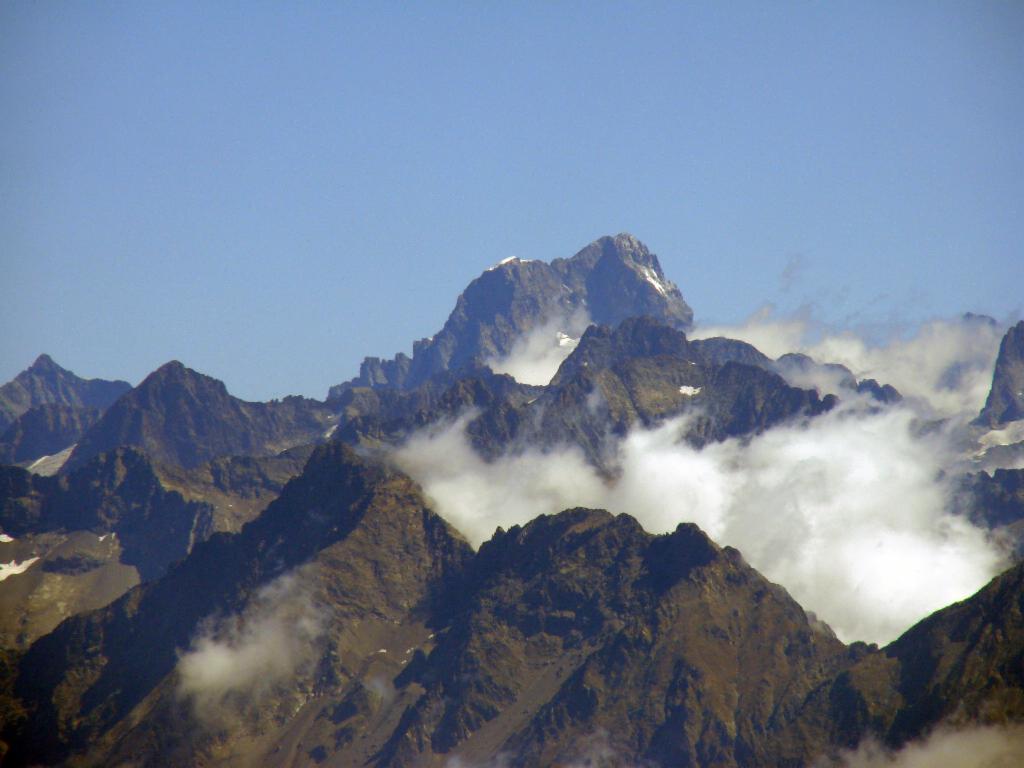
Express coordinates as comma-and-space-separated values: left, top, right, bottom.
65, 361, 333, 472
0, 355, 130, 436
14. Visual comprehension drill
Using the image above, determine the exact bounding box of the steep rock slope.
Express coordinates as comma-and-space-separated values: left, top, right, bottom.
0, 404, 101, 466
1, 449, 211, 577
0, 355, 130, 434
332, 368, 541, 449
373, 509, 852, 767
329, 233, 693, 396
65, 361, 332, 471
979, 320, 1024, 427
2, 470, 1023, 765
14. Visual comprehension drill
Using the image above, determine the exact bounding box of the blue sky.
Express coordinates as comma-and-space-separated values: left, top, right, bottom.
2, 1, 1021, 400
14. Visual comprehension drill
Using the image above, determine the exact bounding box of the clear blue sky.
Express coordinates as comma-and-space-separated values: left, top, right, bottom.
2, 2, 1021, 400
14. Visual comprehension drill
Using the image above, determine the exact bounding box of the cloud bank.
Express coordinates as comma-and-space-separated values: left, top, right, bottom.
485, 310, 590, 385
692, 308, 1006, 418
822, 725, 1024, 768
394, 400, 1007, 645
177, 570, 324, 724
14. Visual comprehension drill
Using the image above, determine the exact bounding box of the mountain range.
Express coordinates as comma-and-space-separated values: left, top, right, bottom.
1, 233, 1022, 767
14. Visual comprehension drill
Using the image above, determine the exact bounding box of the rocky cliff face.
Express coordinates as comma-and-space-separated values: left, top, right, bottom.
328, 234, 694, 396
65, 361, 333, 471
978, 320, 1024, 427
366, 509, 852, 767
0, 355, 130, 434
1, 237, 1020, 768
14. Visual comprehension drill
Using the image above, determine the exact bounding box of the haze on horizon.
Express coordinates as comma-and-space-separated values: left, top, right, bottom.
2, 2, 1021, 401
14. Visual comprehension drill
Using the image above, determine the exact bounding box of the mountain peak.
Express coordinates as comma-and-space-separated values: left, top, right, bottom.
29, 354, 61, 373
597, 231, 651, 260
64, 361, 331, 471
328, 233, 694, 397
147, 359, 201, 382
0, 356, 131, 434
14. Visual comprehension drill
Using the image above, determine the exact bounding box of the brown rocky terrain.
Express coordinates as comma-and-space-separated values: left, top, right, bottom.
1, 448, 1020, 767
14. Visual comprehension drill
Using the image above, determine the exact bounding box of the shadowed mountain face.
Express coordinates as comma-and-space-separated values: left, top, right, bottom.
1, 447, 1021, 767
474, 317, 835, 463
64, 361, 333, 471
979, 320, 1024, 427
0, 355, 130, 434
332, 317, 836, 469
0, 449, 207, 579
0, 404, 102, 465
956, 467, 1024, 558
328, 233, 694, 396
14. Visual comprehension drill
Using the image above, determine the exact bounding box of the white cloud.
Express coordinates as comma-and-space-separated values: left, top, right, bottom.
177, 570, 324, 724
692, 308, 1005, 418
485, 310, 591, 386
822, 725, 1024, 768
395, 413, 605, 545
393, 400, 1007, 645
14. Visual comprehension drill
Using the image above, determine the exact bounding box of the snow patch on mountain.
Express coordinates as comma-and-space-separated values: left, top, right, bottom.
977, 421, 1024, 451
640, 265, 669, 297
0, 557, 39, 582
26, 444, 75, 476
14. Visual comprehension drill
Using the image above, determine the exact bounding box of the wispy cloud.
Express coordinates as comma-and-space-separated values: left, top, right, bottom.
485, 309, 591, 385
819, 725, 1024, 768
177, 569, 324, 725
692, 308, 1006, 417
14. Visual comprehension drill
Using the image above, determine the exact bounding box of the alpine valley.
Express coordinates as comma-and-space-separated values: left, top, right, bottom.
1, 234, 1023, 767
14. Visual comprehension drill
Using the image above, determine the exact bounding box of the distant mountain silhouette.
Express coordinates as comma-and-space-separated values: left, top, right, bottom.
0, 355, 130, 433
65, 360, 332, 471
